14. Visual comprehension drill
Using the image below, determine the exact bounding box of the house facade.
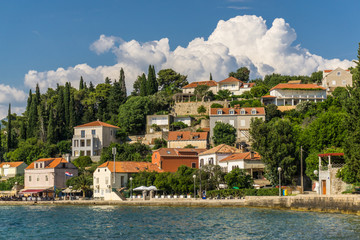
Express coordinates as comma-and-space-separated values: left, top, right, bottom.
209, 107, 265, 143
217, 77, 255, 96
174, 116, 194, 127
72, 120, 120, 157
167, 131, 209, 149
182, 80, 218, 94
198, 144, 241, 168
93, 161, 163, 200
24, 158, 78, 191
261, 83, 326, 106
0, 162, 28, 179
152, 148, 206, 172
322, 67, 352, 94
146, 115, 174, 133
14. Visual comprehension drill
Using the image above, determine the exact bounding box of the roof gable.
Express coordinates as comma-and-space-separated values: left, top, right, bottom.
97, 161, 164, 173
218, 77, 243, 84
199, 144, 241, 156
74, 120, 120, 129
25, 158, 69, 170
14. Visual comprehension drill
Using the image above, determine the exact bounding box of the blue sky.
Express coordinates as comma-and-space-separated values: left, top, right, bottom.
0, 0, 359, 117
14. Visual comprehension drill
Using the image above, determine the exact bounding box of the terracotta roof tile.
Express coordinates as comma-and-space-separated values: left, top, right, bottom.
261, 95, 276, 98
74, 120, 120, 129
154, 148, 206, 157
25, 158, 68, 170
167, 131, 208, 141
0, 162, 26, 168
220, 152, 261, 162
218, 77, 244, 84
183, 80, 218, 89
210, 107, 265, 115
199, 144, 241, 156
97, 161, 164, 173
270, 83, 325, 91
241, 83, 255, 88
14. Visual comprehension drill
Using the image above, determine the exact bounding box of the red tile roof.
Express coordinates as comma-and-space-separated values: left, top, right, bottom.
0, 162, 26, 168
167, 131, 208, 141
97, 161, 163, 173
154, 148, 206, 157
318, 153, 344, 157
218, 77, 244, 84
183, 80, 218, 89
26, 158, 68, 170
261, 95, 276, 98
210, 107, 265, 115
270, 83, 325, 91
324, 70, 332, 73
199, 144, 241, 156
220, 152, 261, 162
74, 120, 120, 129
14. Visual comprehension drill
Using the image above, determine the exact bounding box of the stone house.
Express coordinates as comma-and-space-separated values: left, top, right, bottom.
23, 157, 78, 192
209, 107, 265, 143
217, 77, 255, 96
0, 162, 28, 179
93, 161, 163, 200
198, 144, 241, 168
72, 120, 120, 157
152, 148, 206, 172
167, 131, 209, 149
322, 67, 352, 94
261, 83, 326, 106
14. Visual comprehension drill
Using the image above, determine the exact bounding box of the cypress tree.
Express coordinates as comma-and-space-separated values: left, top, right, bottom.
69, 93, 76, 129
27, 92, 39, 138
47, 109, 56, 144
35, 83, 41, 103
79, 76, 84, 90
38, 101, 47, 142
147, 65, 158, 95
89, 81, 95, 92
119, 68, 127, 98
0, 125, 2, 162
7, 104, 11, 152
210, 73, 213, 80
20, 120, 27, 140
140, 73, 147, 97
64, 82, 70, 126
56, 87, 65, 141
26, 89, 32, 116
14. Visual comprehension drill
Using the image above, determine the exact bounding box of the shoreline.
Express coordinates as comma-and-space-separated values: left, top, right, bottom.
0, 195, 359, 215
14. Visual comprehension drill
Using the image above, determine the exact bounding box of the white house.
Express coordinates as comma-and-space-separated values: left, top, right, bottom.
93, 161, 163, 200
0, 162, 28, 179
146, 115, 174, 133
217, 77, 255, 96
198, 144, 241, 168
72, 120, 120, 157
261, 83, 326, 106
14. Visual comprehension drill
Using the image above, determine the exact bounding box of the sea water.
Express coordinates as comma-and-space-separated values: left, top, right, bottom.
0, 205, 359, 239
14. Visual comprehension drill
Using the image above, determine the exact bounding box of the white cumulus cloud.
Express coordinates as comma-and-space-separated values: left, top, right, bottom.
0, 84, 27, 119
24, 15, 355, 94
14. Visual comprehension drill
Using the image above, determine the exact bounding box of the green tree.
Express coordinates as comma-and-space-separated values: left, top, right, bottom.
171, 122, 188, 131
310, 71, 323, 83
250, 85, 269, 97
79, 76, 84, 90
147, 65, 158, 95
139, 74, 147, 97
213, 122, 236, 146
197, 105, 206, 115
66, 174, 93, 198
225, 168, 253, 189
209, 73, 213, 80
194, 85, 210, 100
7, 104, 12, 151
72, 156, 93, 168
215, 90, 231, 100
157, 69, 188, 91
153, 138, 167, 150
119, 68, 127, 99
210, 103, 223, 108
265, 104, 282, 122
229, 67, 250, 82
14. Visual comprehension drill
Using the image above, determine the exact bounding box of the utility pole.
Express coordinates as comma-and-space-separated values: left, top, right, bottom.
301, 145, 304, 194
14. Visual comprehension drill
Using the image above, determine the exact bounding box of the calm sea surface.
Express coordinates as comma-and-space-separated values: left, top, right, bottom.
0, 205, 359, 239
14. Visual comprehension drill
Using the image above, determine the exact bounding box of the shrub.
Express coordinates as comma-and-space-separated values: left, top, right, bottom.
210, 103, 223, 108
206, 188, 278, 198
197, 105, 207, 114
72, 156, 93, 168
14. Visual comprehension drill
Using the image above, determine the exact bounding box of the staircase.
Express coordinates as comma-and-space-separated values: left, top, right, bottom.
111, 188, 127, 201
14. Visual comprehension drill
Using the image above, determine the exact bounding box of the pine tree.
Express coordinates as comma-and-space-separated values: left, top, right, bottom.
7, 104, 12, 152
79, 76, 84, 90
119, 68, 127, 98
140, 73, 147, 97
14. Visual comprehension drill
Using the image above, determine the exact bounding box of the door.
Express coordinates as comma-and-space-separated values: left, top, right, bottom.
3, 168, 8, 176
322, 180, 326, 195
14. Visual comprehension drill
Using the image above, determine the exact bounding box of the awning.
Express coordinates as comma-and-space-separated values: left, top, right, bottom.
19, 189, 52, 194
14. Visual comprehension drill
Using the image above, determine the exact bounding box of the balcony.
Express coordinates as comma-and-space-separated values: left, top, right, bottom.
73, 134, 99, 139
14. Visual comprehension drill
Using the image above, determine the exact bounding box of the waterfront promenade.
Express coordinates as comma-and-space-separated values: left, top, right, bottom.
0, 194, 359, 215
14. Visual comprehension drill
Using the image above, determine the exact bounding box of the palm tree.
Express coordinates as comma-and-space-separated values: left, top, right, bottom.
72, 174, 93, 198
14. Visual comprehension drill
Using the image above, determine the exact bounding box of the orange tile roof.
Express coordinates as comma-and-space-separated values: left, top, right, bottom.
241, 83, 255, 88
97, 161, 164, 173
324, 70, 332, 73
218, 77, 244, 83
199, 144, 241, 156
154, 148, 206, 157
74, 120, 120, 129
210, 107, 265, 115
270, 83, 325, 91
167, 131, 208, 141
220, 152, 261, 162
261, 95, 276, 98
0, 162, 26, 168
26, 158, 68, 170
183, 80, 218, 89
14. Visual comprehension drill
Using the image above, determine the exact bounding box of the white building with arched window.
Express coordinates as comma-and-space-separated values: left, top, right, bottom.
198, 144, 241, 169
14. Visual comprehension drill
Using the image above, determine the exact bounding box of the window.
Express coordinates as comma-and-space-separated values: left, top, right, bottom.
35, 163, 38, 168
92, 129, 96, 135
105, 177, 109, 185
232, 84, 235, 88
45, 175, 48, 181
191, 163, 196, 168
240, 109, 246, 115
86, 139, 91, 147
337, 71, 341, 76
29, 176, 31, 182
229, 109, 235, 115
37, 176, 39, 181
121, 176, 125, 187
98, 169, 100, 172
251, 109, 257, 115
96, 178, 99, 184
217, 109, 222, 115
240, 120, 246, 127
81, 130, 85, 138
200, 159, 204, 168
332, 80, 336, 86
342, 80, 347, 85
229, 120, 235, 127
209, 158, 214, 165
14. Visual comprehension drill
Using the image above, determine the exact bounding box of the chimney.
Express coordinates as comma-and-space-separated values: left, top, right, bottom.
250, 151, 254, 159
65, 153, 71, 163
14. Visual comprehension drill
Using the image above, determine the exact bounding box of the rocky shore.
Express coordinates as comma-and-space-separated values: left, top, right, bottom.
0, 195, 359, 215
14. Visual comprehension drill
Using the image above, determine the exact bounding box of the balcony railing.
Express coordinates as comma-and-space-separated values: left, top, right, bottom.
73, 134, 99, 139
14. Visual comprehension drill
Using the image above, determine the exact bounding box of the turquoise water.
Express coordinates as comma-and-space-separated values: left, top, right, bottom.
0, 205, 359, 239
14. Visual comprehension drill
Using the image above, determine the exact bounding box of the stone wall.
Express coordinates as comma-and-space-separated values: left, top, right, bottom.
172, 101, 228, 116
